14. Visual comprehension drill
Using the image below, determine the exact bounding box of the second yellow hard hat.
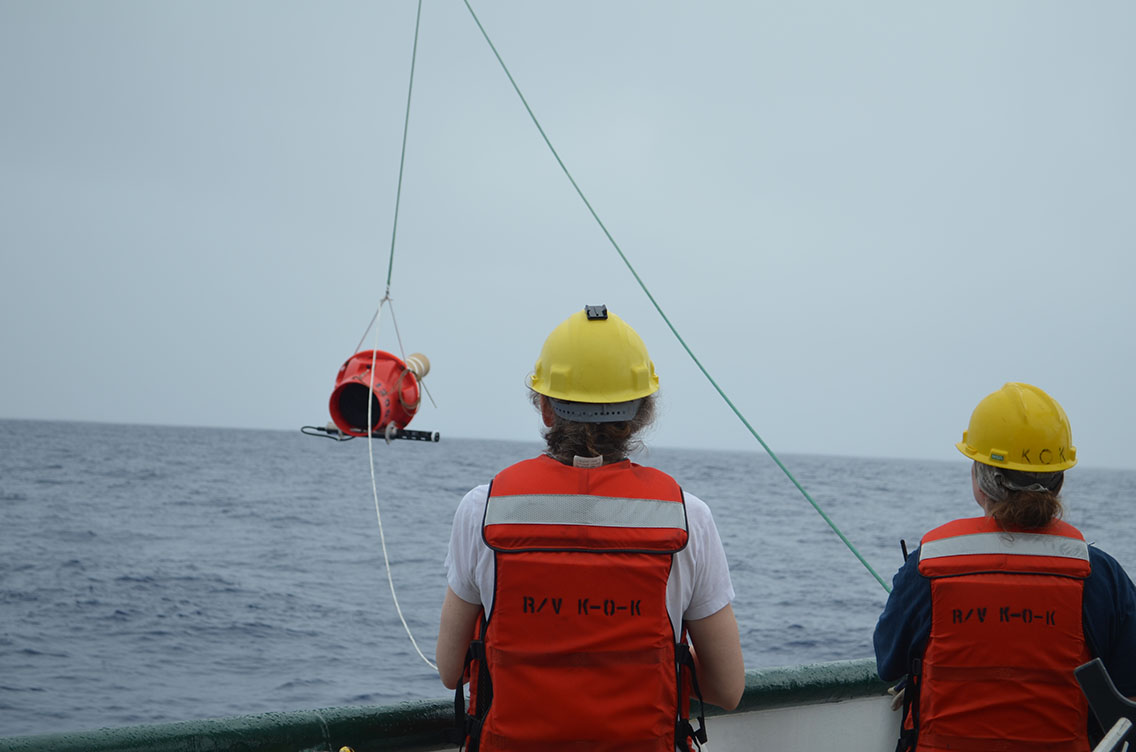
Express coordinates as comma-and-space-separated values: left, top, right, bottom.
956, 382, 1076, 472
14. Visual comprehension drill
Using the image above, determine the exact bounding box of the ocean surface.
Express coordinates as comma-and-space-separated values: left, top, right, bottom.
3, 418, 1135, 738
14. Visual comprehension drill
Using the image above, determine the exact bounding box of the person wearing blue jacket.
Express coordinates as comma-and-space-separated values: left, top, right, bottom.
874, 382, 1136, 751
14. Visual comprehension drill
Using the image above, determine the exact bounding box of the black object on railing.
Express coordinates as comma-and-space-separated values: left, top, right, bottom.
1075, 657, 1135, 752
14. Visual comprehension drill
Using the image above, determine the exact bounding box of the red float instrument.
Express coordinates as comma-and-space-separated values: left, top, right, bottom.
303, 351, 437, 442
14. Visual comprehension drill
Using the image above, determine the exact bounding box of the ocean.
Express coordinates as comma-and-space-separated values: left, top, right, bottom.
2, 418, 1135, 738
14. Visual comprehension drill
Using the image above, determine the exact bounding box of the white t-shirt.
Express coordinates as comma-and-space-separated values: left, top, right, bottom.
444, 481, 735, 637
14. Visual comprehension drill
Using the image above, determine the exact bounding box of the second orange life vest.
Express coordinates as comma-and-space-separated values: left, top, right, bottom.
905, 516, 1092, 752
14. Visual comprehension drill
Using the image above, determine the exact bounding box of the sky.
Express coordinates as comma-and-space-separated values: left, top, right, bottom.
2, 1, 1134, 469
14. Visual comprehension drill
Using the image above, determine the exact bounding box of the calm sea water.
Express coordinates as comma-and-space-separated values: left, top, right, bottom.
3, 419, 1135, 737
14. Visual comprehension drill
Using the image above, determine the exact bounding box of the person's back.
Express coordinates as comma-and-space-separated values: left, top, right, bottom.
874, 382, 1136, 751
915, 515, 1092, 750
436, 305, 744, 751
475, 455, 691, 748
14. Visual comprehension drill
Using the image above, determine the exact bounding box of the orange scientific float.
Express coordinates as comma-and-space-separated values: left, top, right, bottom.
304, 351, 438, 442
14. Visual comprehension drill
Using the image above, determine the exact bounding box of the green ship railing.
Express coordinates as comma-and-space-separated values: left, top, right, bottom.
0, 658, 890, 752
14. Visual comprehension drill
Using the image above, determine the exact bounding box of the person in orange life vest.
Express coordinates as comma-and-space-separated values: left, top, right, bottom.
435, 305, 744, 751
874, 382, 1136, 752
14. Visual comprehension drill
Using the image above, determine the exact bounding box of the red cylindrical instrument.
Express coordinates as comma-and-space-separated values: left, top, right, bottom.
328, 351, 428, 437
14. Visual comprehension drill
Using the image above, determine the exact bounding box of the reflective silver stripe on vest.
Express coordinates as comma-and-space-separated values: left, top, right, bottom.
920, 532, 1089, 562
485, 494, 687, 530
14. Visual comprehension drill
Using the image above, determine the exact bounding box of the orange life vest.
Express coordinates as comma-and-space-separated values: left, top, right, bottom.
457, 455, 703, 752
908, 516, 1092, 752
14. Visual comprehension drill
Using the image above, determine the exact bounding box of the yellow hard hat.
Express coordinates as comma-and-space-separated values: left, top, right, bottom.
956, 382, 1076, 472
529, 305, 659, 422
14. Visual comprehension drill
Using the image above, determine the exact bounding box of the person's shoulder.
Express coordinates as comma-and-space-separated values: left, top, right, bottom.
899, 547, 926, 579
494, 454, 553, 475
880, 544, 929, 597
921, 515, 987, 540
680, 490, 716, 526
1083, 545, 1136, 629
461, 483, 490, 503
1084, 544, 1136, 604
455, 483, 491, 518
1088, 544, 1132, 580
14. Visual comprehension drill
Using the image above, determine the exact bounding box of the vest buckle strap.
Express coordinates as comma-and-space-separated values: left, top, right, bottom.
675, 643, 707, 748
463, 715, 485, 752
676, 718, 707, 750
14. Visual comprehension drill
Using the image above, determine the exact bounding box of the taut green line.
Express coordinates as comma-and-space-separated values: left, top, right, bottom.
459, 0, 890, 593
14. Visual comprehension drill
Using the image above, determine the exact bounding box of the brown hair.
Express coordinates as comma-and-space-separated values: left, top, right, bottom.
975, 462, 1065, 529
985, 491, 1064, 530
531, 392, 657, 465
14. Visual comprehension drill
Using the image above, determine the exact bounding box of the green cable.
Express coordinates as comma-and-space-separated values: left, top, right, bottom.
385, 0, 425, 295
461, 0, 892, 594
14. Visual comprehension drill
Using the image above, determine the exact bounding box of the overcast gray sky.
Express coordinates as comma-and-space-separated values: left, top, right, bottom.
2, 1, 1133, 468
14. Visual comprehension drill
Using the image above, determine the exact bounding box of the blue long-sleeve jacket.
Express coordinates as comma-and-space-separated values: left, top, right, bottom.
874, 543, 1136, 696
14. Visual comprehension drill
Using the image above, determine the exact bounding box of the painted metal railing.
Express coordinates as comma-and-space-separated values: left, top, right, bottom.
0, 658, 890, 752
